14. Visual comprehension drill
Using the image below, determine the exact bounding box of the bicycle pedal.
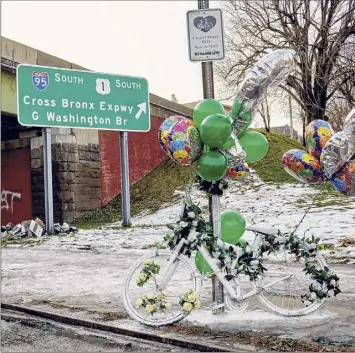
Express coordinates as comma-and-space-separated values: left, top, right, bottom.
212, 303, 225, 314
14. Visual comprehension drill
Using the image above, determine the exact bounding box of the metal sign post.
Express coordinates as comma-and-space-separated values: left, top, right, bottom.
16, 64, 150, 228
120, 131, 132, 227
43, 127, 54, 234
194, 0, 225, 314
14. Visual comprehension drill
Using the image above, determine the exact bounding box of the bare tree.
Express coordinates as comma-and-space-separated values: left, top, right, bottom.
327, 99, 352, 131
255, 88, 287, 131
217, 0, 355, 125
258, 94, 272, 132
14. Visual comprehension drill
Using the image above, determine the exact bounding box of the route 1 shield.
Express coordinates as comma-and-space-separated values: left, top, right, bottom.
32, 72, 49, 91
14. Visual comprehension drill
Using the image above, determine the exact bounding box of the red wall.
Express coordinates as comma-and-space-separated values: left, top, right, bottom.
99, 116, 167, 206
1, 147, 32, 224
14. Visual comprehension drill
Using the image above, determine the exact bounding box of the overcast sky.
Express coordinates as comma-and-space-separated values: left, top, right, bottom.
2, 1, 221, 104
1, 0, 295, 130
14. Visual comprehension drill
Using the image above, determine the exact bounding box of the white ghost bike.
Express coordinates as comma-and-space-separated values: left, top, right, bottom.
123, 222, 328, 327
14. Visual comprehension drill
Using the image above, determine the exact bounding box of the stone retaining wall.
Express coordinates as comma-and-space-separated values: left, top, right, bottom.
31, 141, 100, 223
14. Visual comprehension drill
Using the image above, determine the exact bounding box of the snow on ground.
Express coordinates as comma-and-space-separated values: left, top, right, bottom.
2, 172, 355, 344
32, 171, 355, 263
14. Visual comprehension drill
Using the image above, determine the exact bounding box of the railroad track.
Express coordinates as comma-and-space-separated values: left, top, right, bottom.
1, 303, 237, 352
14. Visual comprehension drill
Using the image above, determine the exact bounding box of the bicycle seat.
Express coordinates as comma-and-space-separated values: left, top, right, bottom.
246, 225, 280, 236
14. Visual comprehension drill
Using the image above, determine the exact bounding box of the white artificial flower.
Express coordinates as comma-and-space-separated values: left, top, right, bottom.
145, 304, 154, 312
308, 243, 317, 250
180, 221, 189, 228
194, 300, 201, 309
161, 290, 169, 297
187, 294, 196, 303
312, 282, 322, 291
212, 251, 220, 258
250, 260, 259, 266
188, 229, 198, 241
192, 221, 198, 227
330, 279, 336, 286
188, 211, 196, 219
136, 298, 143, 308
146, 293, 155, 300
304, 300, 311, 307
310, 292, 318, 300
182, 302, 193, 311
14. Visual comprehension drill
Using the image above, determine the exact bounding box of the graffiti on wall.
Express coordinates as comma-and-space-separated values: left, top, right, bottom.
1, 189, 22, 213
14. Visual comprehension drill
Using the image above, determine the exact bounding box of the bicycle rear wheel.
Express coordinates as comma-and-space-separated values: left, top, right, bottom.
255, 246, 327, 316
123, 252, 197, 326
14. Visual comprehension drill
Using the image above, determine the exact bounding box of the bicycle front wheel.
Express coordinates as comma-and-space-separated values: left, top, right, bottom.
123, 252, 197, 326
255, 248, 327, 316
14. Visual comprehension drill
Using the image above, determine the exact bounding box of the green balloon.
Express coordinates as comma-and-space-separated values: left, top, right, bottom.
237, 122, 252, 138
195, 250, 212, 275
239, 131, 269, 163
197, 151, 228, 182
221, 210, 246, 244
223, 136, 236, 149
228, 98, 253, 138
200, 114, 232, 149
236, 238, 247, 249
193, 99, 225, 128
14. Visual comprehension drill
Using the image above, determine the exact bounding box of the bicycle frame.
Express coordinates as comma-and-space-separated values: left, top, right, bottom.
158, 230, 296, 302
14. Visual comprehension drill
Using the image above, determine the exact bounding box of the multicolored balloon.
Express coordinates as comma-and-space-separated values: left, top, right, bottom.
225, 163, 249, 181
330, 161, 355, 196
306, 119, 333, 159
165, 118, 202, 166
282, 149, 324, 184
158, 116, 184, 155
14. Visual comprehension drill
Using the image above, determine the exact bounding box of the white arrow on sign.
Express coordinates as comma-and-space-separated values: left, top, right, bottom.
135, 102, 147, 120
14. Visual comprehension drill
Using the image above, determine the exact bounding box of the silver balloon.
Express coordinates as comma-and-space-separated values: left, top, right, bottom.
343, 108, 355, 138
231, 49, 296, 116
321, 108, 355, 178
321, 131, 352, 178
224, 135, 246, 167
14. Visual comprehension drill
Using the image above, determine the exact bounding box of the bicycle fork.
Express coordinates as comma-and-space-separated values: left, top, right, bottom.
157, 240, 186, 291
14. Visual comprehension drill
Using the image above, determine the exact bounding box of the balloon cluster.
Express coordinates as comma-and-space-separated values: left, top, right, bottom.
158, 49, 297, 184
282, 108, 355, 196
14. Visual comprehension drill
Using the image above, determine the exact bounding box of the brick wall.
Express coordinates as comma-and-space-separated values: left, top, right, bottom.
1, 144, 32, 224
99, 115, 167, 206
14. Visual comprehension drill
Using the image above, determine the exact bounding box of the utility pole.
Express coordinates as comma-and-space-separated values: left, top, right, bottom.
198, 0, 225, 315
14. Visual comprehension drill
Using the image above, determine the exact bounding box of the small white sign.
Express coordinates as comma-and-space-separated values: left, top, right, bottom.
186, 8, 225, 62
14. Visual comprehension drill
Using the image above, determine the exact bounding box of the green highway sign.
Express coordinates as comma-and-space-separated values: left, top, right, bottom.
16, 64, 150, 132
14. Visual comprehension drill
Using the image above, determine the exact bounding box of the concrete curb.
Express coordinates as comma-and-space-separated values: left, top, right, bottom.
1, 303, 240, 352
